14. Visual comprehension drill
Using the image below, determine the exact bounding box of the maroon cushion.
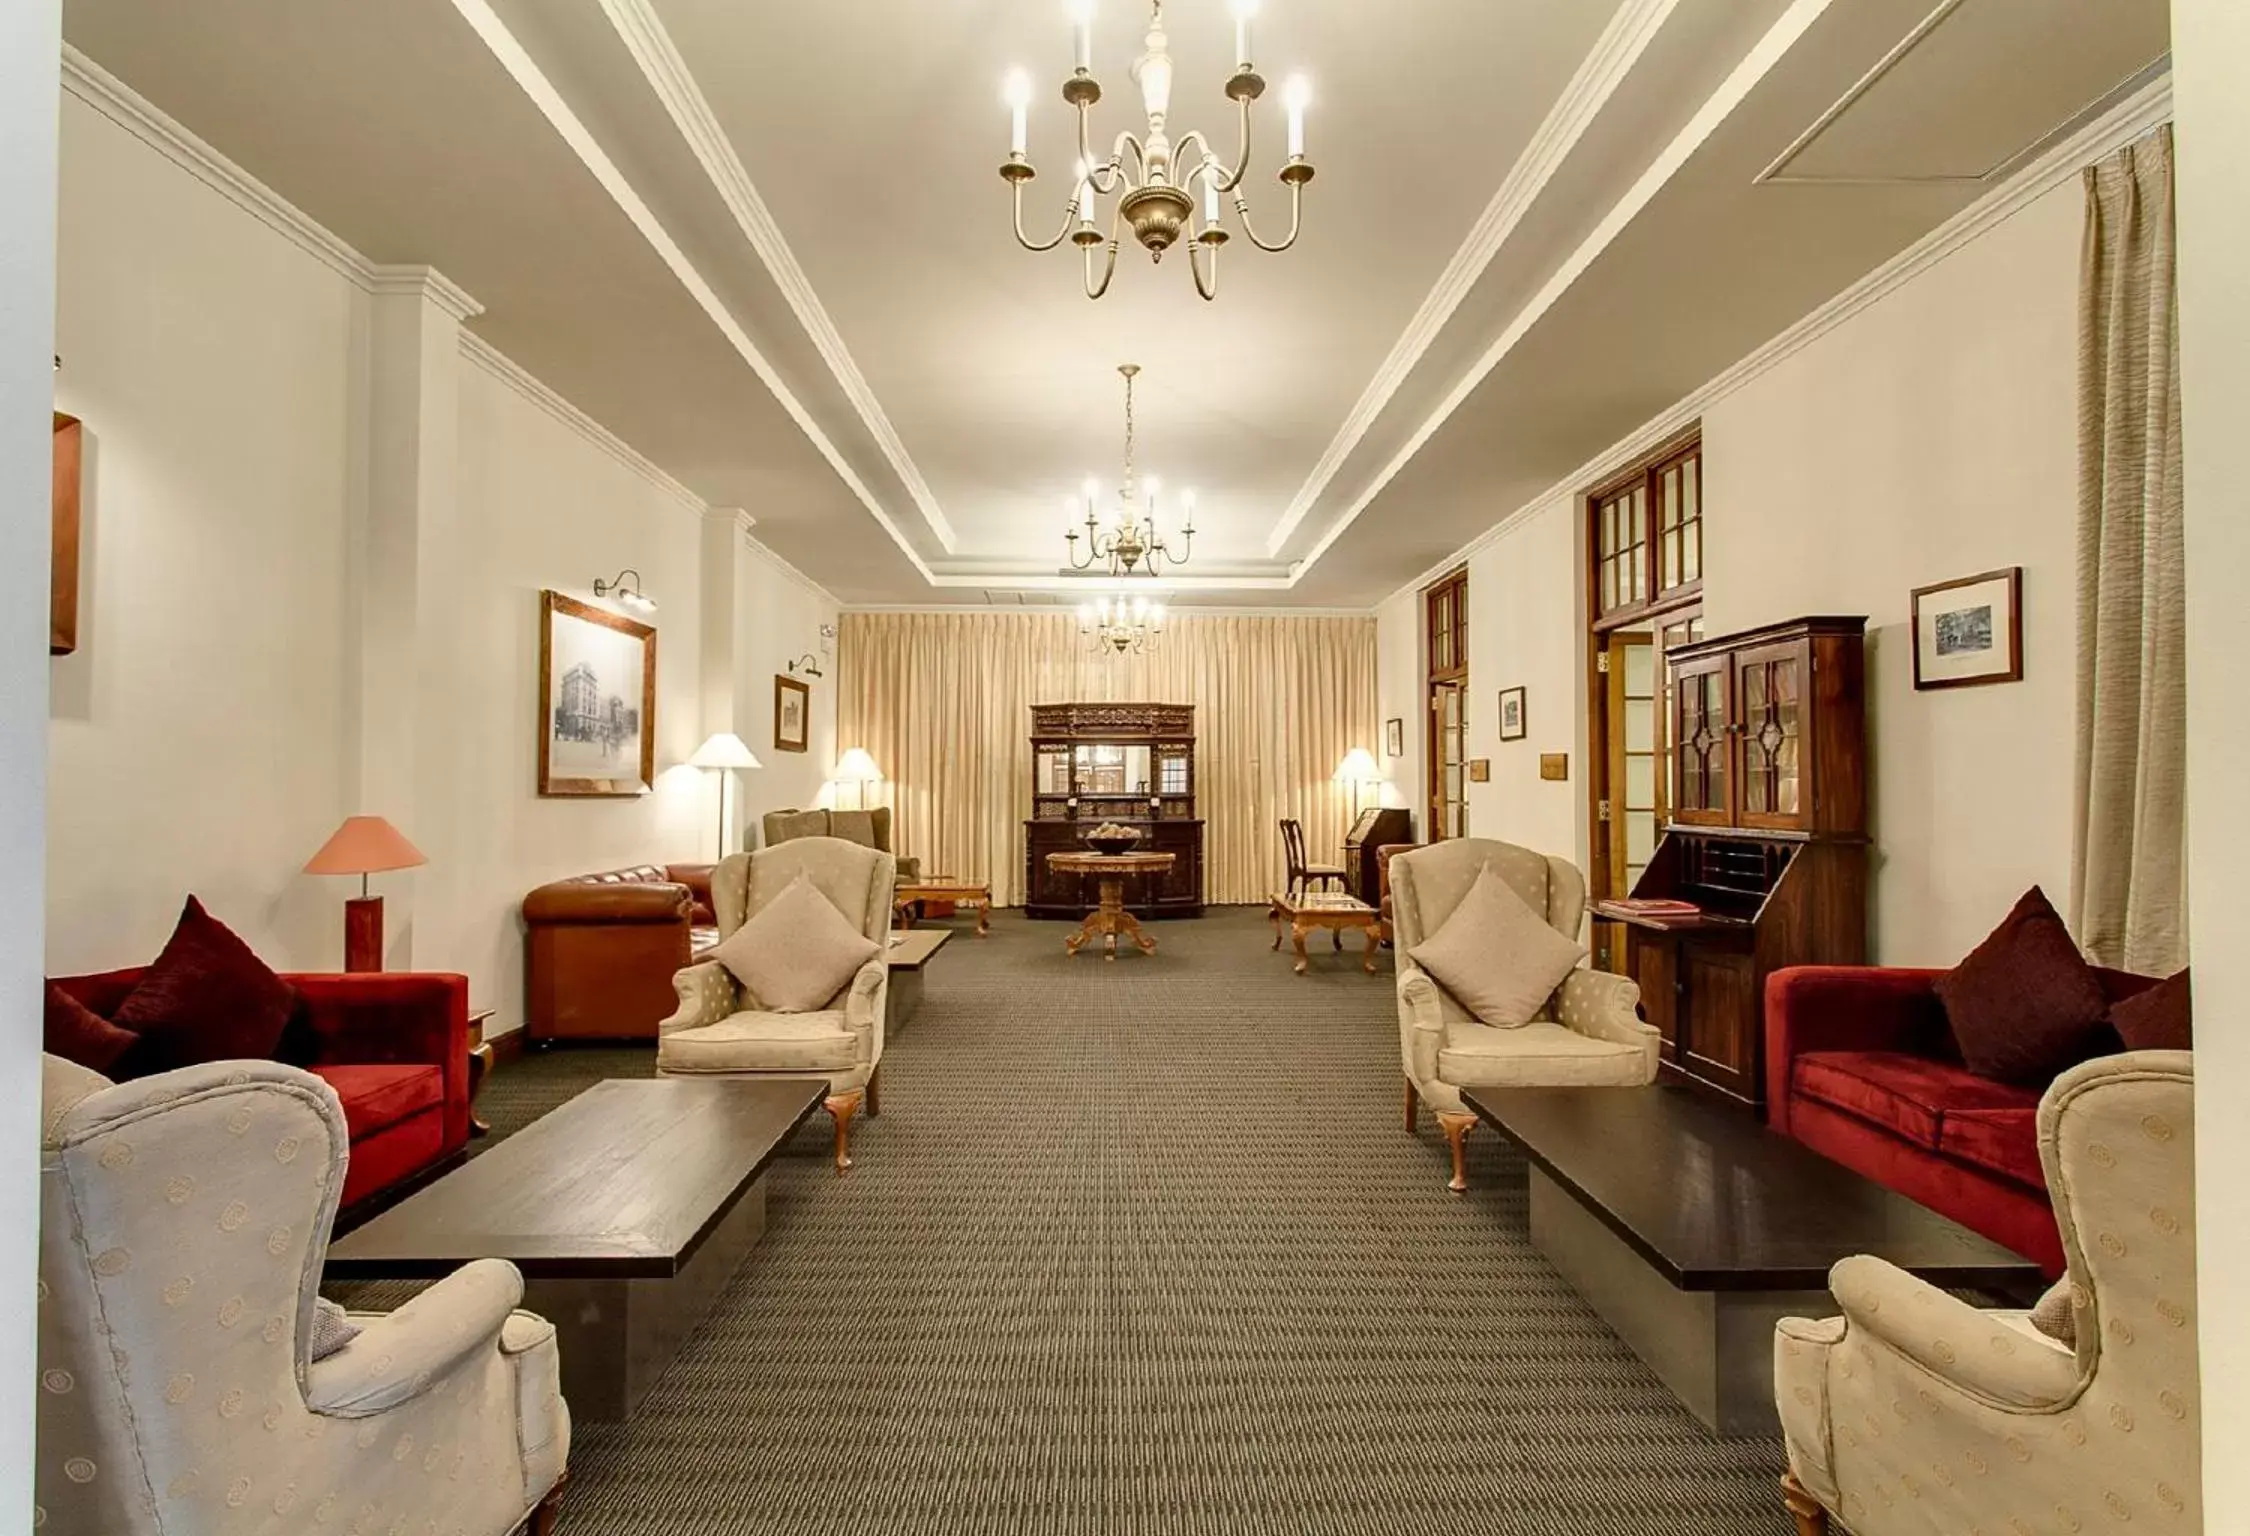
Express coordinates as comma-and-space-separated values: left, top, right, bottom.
1793, 1051, 2040, 1148
1939, 1107, 2046, 1191
2108, 968, 2191, 1051
44, 982, 136, 1072
307, 1063, 444, 1140
1932, 887, 2111, 1085
111, 897, 299, 1075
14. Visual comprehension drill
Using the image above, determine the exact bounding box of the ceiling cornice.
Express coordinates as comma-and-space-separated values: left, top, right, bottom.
1374, 67, 2175, 612
596, 0, 957, 554
368, 264, 485, 323
1290, 0, 1840, 583
1262, 0, 1682, 559
444, 0, 935, 585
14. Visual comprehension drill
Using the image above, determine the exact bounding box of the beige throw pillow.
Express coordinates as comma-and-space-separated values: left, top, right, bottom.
710, 873, 879, 1013
1409, 864, 1586, 1027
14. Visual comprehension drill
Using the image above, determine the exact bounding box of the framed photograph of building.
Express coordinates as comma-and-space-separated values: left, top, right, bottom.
538, 590, 656, 796
1911, 567, 2022, 690
1384, 717, 1405, 759
1497, 686, 1527, 741
774, 673, 811, 753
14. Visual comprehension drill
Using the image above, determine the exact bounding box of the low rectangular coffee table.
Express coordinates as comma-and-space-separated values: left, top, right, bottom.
886, 926, 950, 1033
1463, 1084, 2043, 1436
1267, 890, 1382, 974
896, 879, 992, 935
328, 1077, 822, 1421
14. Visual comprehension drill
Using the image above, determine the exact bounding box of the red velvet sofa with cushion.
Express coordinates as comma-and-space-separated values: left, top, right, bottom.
1765, 964, 2158, 1276
52, 968, 472, 1209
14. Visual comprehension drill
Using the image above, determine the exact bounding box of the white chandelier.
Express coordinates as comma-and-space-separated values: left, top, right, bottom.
1002, 0, 1314, 300
1067, 364, 1194, 577
1080, 593, 1166, 655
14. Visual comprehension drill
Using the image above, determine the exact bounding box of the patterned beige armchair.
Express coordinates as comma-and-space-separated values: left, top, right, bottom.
1775, 1051, 2198, 1536
37, 1055, 569, 1536
763, 806, 920, 884
1390, 838, 1658, 1191
658, 837, 896, 1171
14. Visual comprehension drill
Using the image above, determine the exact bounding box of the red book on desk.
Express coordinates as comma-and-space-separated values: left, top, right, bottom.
1605, 898, 1702, 915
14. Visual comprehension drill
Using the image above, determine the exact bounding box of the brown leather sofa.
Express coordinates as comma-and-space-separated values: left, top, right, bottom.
763, 807, 921, 883
521, 863, 716, 1042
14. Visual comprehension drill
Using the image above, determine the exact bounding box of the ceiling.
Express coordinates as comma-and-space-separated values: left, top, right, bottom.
61, 0, 2169, 608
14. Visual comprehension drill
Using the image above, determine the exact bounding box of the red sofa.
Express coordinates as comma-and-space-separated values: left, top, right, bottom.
52, 968, 472, 1210
1765, 965, 2157, 1276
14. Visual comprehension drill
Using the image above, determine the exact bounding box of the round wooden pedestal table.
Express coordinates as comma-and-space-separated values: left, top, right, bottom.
1044, 850, 1177, 960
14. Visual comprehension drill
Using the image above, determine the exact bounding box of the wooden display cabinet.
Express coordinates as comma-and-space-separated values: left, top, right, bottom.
1595, 617, 1868, 1109
1023, 702, 1205, 920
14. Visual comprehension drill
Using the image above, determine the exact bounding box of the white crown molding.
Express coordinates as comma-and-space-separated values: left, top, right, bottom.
739, 531, 837, 609
702, 505, 757, 535
368, 264, 485, 323
839, 602, 1375, 619
443, 0, 936, 587
598, 0, 956, 555
1376, 69, 2176, 611
1262, 0, 1681, 558
1293, 0, 1840, 585
922, 570, 1297, 593
61, 47, 374, 287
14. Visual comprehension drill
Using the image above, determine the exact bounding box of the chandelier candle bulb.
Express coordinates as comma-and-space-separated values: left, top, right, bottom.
1285, 74, 1309, 159
1006, 69, 1031, 157
1233, 0, 1255, 66
1202, 173, 1220, 228
1071, 0, 1093, 72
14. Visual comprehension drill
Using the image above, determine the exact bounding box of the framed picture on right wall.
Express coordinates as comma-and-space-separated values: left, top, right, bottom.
1911, 567, 2023, 690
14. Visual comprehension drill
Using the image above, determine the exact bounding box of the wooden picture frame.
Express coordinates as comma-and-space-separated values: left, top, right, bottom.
1384, 717, 1404, 758
1497, 686, 1528, 741
1468, 758, 1491, 783
52, 412, 81, 656
537, 590, 656, 796
773, 674, 811, 753
1911, 567, 2023, 690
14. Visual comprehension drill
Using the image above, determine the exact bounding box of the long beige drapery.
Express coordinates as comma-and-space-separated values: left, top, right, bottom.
2072, 125, 2186, 974
838, 611, 1380, 906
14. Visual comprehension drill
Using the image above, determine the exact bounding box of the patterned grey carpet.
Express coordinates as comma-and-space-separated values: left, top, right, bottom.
346, 908, 1788, 1534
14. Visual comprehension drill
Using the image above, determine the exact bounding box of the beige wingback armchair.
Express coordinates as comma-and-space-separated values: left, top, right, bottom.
1775, 1050, 2198, 1536
37, 1055, 569, 1536
763, 806, 920, 884
1390, 838, 1658, 1191
658, 837, 895, 1171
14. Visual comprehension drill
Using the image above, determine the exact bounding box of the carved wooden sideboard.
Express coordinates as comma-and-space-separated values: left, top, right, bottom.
1023, 702, 1205, 920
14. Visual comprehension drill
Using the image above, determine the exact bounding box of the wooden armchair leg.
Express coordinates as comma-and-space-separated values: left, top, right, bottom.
528, 1473, 569, 1536
1435, 1110, 1476, 1194
826, 1089, 865, 1173
1780, 1472, 1828, 1536
1403, 1077, 1419, 1133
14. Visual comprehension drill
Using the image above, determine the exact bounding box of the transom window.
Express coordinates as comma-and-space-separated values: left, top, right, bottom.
1594, 439, 1701, 623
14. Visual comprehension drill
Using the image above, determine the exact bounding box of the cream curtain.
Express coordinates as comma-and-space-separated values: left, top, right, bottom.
2071, 125, 2186, 974
838, 611, 1380, 906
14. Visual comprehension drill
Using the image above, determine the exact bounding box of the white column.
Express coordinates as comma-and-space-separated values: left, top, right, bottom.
2171, 0, 2250, 1500
349, 265, 480, 967
0, 0, 58, 1520
698, 507, 752, 853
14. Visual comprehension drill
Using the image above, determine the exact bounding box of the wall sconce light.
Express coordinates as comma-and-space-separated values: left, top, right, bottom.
787, 653, 824, 678
592, 569, 656, 613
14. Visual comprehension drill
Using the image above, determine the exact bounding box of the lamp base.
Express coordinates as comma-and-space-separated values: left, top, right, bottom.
344, 895, 385, 973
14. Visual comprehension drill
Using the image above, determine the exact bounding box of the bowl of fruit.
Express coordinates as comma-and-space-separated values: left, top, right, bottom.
1083, 821, 1143, 857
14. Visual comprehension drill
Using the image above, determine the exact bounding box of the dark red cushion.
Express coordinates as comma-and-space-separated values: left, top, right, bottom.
44, 983, 136, 1072
1933, 887, 2111, 1084
111, 897, 299, 1075
2108, 968, 2191, 1051
1939, 1107, 2046, 1191
307, 1063, 444, 1140
1793, 1051, 2040, 1147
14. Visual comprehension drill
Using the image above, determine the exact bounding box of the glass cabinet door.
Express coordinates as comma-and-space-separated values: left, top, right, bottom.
1736, 639, 1808, 828
1669, 654, 1732, 825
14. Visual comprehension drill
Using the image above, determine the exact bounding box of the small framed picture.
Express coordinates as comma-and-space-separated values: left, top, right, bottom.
1497, 686, 1527, 741
1911, 567, 2023, 690
1384, 718, 1405, 758
1468, 758, 1491, 783
773, 674, 811, 753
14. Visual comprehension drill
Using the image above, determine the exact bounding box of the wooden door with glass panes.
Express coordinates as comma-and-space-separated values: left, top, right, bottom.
1733, 636, 1811, 831
1591, 633, 1658, 972
1430, 680, 1468, 840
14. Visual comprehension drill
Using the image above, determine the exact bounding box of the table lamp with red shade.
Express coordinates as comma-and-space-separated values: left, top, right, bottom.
304, 815, 427, 972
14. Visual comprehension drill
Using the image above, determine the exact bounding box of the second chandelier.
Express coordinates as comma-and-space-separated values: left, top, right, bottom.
1002, 0, 1315, 301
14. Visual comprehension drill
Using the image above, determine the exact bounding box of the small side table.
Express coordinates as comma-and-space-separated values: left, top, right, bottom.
1268, 891, 1383, 975
467, 1007, 497, 1138
1045, 851, 1177, 960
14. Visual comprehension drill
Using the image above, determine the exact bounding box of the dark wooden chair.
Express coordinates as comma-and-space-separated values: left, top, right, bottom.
1280, 818, 1347, 899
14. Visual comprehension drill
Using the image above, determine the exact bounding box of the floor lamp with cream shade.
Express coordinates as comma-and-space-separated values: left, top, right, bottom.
690, 732, 762, 858
304, 815, 427, 972
1333, 747, 1382, 821
831, 748, 884, 810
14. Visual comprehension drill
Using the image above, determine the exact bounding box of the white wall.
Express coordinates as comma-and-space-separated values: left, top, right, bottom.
1376, 177, 2089, 968
732, 539, 839, 826
1700, 181, 2083, 964
1373, 585, 1423, 824
49, 90, 356, 974
3, 3, 60, 1521
2172, 0, 2250, 1498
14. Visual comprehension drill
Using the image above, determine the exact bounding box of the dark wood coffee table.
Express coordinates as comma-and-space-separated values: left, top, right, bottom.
328, 1077, 822, 1422
1463, 1084, 2043, 1436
